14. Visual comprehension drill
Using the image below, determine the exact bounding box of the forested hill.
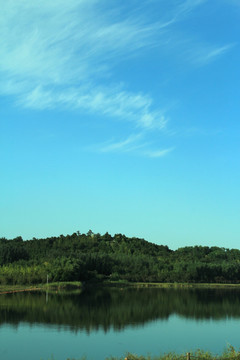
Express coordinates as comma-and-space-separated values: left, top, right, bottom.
1, 231, 240, 284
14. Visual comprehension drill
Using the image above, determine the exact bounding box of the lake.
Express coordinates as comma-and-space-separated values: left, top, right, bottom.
1, 287, 240, 359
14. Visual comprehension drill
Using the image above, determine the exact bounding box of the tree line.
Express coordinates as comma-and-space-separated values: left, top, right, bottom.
1, 231, 240, 284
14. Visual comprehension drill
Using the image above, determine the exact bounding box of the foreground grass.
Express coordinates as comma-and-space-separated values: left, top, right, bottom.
111, 347, 240, 359
44, 346, 240, 359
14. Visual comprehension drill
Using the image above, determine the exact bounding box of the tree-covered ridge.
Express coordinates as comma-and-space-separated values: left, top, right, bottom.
1, 231, 240, 284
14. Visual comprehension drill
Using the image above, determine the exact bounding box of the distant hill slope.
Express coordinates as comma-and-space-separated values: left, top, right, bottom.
1, 232, 240, 284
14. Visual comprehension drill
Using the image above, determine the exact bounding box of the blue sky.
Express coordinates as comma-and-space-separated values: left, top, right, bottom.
0, 0, 239, 249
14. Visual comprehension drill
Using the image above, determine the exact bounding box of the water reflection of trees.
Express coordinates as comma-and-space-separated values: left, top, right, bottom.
1, 288, 240, 332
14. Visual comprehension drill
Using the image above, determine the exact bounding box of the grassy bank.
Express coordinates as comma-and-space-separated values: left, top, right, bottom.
0, 284, 39, 294
0, 281, 82, 294
103, 280, 240, 289
2, 280, 240, 294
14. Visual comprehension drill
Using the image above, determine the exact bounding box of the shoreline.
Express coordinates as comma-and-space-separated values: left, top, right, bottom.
0, 281, 82, 295
102, 281, 240, 288
2, 281, 240, 294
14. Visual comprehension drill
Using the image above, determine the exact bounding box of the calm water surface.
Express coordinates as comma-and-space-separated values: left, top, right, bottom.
1, 287, 240, 359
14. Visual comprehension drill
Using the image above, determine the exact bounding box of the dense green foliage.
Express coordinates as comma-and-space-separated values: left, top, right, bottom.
1, 231, 240, 284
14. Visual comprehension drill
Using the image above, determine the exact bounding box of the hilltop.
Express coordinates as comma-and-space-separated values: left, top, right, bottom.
1, 232, 240, 284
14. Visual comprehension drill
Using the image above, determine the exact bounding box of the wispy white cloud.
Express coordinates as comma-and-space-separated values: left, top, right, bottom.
98, 134, 144, 153
0, 0, 171, 131
189, 44, 235, 66
177, 0, 207, 17
18, 85, 167, 130
143, 148, 174, 158
0, 0, 234, 157
158, 0, 234, 68
94, 134, 174, 158
0, 0, 172, 85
